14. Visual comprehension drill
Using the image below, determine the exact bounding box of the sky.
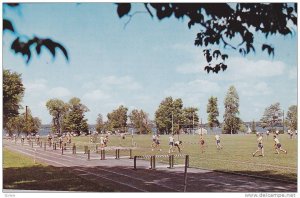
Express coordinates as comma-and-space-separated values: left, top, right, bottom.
2, 3, 298, 125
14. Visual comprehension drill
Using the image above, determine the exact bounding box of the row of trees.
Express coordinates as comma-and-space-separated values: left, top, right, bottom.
46, 97, 89, 135
3, 69, 41, 136
4, 68, 297, 136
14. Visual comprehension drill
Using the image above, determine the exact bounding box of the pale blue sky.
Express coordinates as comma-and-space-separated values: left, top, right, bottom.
3, 3, 298, 124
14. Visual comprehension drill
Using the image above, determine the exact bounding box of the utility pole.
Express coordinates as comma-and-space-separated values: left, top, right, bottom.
25, 105, 28, 135
282, 110, 285, 133
172, 111, 174, 135
192, 113, 194, 135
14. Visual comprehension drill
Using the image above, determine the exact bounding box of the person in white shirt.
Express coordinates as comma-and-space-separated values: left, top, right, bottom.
100, 136, 105, 148
273, 135, 287, 154
168, 134, 174, 153
215, 134, 222, 149
252, 134, 264, 157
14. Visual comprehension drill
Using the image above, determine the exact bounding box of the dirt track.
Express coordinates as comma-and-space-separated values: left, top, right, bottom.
3, 140, 297, 192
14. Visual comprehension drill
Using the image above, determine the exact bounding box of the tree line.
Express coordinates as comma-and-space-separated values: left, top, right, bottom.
3, 69, 298, 136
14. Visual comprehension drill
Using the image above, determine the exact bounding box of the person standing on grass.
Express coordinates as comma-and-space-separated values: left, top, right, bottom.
253, 134, 264, 157
174, 140, 183, 153
100, 136, 105, 148
104, 135, 109, 147
151, 134, 157, 150
199, 134, 205, 153
215, 134, 223, 150
21, 134, 25, 143
168, 134, 174, 153
273, 135, 287, 154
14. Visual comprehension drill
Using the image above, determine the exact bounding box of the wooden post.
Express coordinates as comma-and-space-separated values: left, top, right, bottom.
118, 149, 120, 159
115, 149, 118, 159
183, 155, 189, 192
87, 149, 90, 160
168, 155, 172, 168
133, 156, 137, 170
44, 142, 46, 151
61, 146, 64, 155
153, 155, 156, 170
129, 149, 133, 159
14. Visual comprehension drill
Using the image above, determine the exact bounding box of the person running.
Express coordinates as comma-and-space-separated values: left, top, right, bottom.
151, 134, 157, 150
252, 134, 264, 157
273, 135, 287, 154
199, 134, 205, 153
104, 135, 109, 147
100, 136, 105, 148
21, 135, 25, 143
168, 134, 174, 153
215, 134, 223, 149
174, 140, 183, 153
155, 135, 162, 151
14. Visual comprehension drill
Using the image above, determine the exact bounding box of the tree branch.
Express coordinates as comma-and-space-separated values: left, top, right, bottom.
124, 11, 148, 29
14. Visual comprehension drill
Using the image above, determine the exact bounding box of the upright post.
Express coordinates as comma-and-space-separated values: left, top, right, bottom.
152, 155, 156, 170
118, 149, 120, 159
44, 142, 46, 151
87, 149, 90, 160
129, 149, 133, 159
61, 145, 64, 155
183, 155, 189, 192
150, 156, 153, 169
168, 155, 172, 168
115, 149, 118, 159
133, 156, 137, 170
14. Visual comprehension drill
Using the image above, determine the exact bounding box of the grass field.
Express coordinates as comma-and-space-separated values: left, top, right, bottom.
69, 133, 297, 182
3, 148, 114, 191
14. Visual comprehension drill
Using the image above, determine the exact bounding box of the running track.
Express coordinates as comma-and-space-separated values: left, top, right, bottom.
3, 140, 297, 192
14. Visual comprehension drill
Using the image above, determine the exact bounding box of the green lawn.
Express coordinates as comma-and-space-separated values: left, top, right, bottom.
71, 133, 297, 182
3, 148, 114, 192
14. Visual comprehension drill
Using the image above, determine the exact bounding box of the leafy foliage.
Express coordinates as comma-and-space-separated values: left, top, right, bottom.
182, 107, 199, 132
95, 114, 105, 133
260, 102, 283, 130
154, 97, 185, 134
206, 96, 220, 132
116, 3, 297, 73
107, 105, 128, 132
3, 4, 69, 64
63, 97, 89, 135
129, 109, 151, 134
285, 105, 297, 132
46, 99, 69, 135
3, 69, 25, 130
223, 86, 241, 134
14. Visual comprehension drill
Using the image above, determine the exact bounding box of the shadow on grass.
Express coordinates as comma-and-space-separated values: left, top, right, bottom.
3, 165, 114, 192
3, 164, 297, 192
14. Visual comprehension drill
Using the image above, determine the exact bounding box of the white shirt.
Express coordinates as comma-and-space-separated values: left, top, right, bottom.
215, 135, 220, 141
169, 136, 174, 143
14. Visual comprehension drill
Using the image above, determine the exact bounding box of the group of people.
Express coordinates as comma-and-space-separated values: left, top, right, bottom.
252, 133, 287, 157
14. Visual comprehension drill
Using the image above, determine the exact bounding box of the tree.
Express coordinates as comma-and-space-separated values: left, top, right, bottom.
206, 96, 219, 133
223, 85, 241, 134
182, 107, 199, 134
5, 108, 41, 136
117, 3, 297, 73
260, 102, 283, 131
129, 109, 151, 134
95, 114, 105, 133
63, 97, 89, 135
251, 120, 257, 133
107, 105, 128, 133
155, 96, 184, 134
3, 69, 25, 130
46, 99, 69, 135
285, 105, 297, 132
